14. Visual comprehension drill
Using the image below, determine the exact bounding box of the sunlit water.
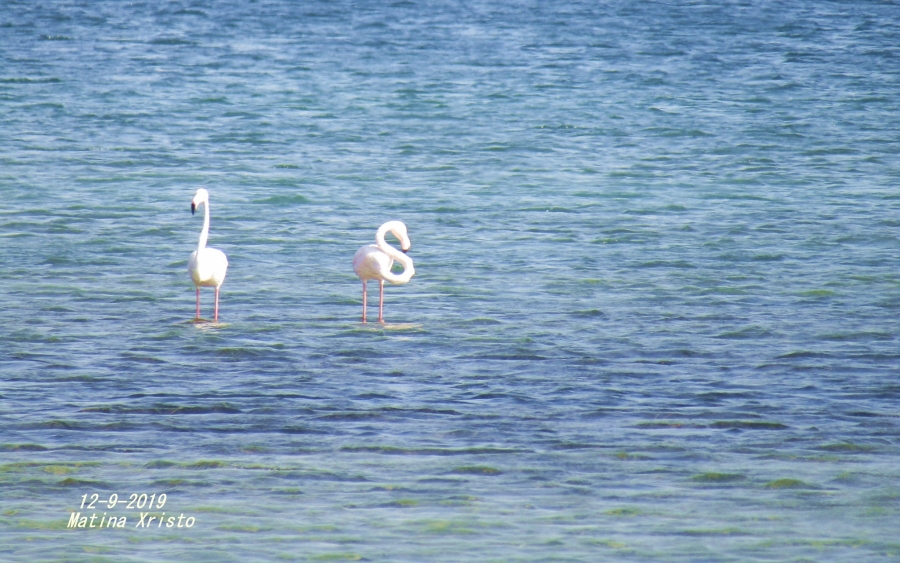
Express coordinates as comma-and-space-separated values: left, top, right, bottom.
1, 1, 899, 561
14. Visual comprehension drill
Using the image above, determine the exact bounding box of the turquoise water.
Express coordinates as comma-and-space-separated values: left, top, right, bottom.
1, 1, 899, 561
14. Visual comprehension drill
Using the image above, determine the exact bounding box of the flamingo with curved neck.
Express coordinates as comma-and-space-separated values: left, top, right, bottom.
188, 188, 228, 322
352, 220, 415, 323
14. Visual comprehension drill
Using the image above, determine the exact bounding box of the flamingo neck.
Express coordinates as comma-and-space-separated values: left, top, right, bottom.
198, 202, 210, 250
376, 223, 415, 284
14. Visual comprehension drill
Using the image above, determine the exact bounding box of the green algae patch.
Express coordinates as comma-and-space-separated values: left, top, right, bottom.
817, 442, 874, 452
544, 538, 564, 545
587, 539, 628, 549
41, 420, 80, 429
692, 472, 746, 483
192, 506, 234, 514
439, 496, 477, 506
681, 527, 746, 536
388, 499, 418, 507
216, 524, 267, 533
754, 538, 871, 549
637, 421, 687, 428
126, 534, 198, 544
58, 478, 110, 488
272, 487, 304, 496
311, 554, 362, 561
710, 420, 787, 430
340, 445, 408, 454
255, 194, 311, 205
1, 443, 48, 451
464, 317, 503, 325
759, 453, 844, 463
614, 452, 650, 460
451, 465, 502, 475
185, 460, 228, 469
145, 460, 178, 469
422, 520, 476, 534
605, 507, 642, 517
151, 479, 187, 486
1, 461, 100, 473
765, 478, 812, 489
43, 465, 76, 475
16, 518, 71, 530
800, 289, 836, 297
296, 524, 339, 533
240, 463, 290, 470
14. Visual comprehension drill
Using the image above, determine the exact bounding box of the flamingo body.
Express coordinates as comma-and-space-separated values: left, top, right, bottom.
188, 247, 228, 288
353, 221, 414, 323
189, 188, 228, 321
352, 244, 396, 283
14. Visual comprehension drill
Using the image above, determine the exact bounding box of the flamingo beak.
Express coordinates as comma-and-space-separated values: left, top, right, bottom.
191, 202, 196, 215
402, 246, 410, 254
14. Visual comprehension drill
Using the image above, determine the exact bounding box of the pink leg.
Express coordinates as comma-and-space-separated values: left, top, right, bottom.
361, 280, 368, 323
195, 287, 201, 319
378, 280, 385, 324
214, 287, 220, 322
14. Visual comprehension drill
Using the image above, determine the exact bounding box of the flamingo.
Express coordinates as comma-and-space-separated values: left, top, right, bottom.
188, 188, 228, 322
353, 220, 415, 323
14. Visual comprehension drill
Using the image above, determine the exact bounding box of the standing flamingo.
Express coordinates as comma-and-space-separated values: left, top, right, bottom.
188, 188, 228, 322
353, 221, 415, 323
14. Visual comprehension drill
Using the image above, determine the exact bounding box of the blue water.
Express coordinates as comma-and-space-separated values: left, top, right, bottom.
2, 1, 899, 561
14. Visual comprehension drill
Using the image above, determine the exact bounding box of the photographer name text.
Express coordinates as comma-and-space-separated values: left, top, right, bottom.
67, 492, 197, 530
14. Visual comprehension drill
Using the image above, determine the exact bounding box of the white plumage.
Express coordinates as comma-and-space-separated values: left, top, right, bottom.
353, 220, 415, 323
188, 188, 228, 322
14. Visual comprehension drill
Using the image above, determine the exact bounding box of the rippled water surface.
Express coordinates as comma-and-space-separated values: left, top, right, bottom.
2, 1, 899, 561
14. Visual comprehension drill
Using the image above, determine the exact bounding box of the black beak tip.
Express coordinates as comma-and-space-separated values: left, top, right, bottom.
191, 203, 196, 215
402, 248, 409, 254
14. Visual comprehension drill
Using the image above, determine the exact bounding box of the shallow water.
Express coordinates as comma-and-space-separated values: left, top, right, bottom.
1, 1, 899, 561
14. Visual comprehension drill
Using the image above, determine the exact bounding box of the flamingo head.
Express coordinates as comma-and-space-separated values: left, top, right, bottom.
191, 188, 210, 215
390, 221, 411, 253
